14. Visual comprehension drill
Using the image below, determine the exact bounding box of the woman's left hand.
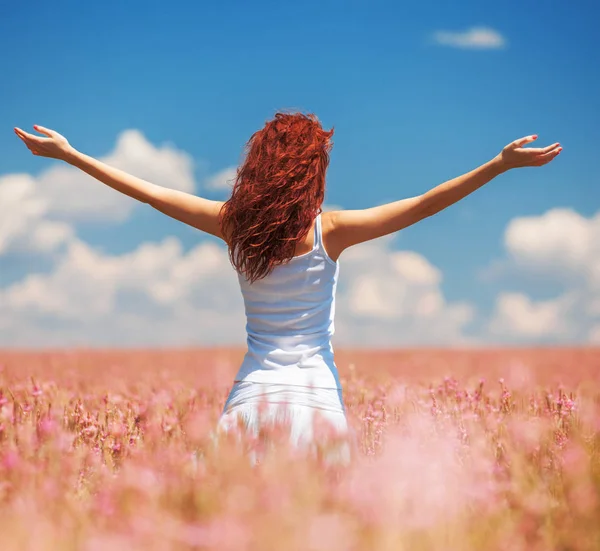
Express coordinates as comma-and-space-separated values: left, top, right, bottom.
14, 125, 74, 160
495, 135, 562, 170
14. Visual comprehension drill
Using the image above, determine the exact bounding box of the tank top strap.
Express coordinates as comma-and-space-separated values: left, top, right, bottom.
314, 213, 324, 249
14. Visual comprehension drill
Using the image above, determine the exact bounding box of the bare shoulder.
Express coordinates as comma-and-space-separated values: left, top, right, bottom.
321, 210, 344, 262
321, 210, 339, 232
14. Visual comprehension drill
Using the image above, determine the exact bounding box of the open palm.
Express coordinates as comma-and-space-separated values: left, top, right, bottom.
498, 135, 562, 169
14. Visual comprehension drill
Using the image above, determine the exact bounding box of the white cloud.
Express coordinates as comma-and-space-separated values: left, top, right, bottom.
431, 26, 506, 50
390, 251, 441, 286
0, 237, 245, 347
0, 174, 74, 256
333, 239, 477, 347
486, 209, 600, 343
504, 208, 600, 286
205, 166, 237, 190
488, 292, 574, 341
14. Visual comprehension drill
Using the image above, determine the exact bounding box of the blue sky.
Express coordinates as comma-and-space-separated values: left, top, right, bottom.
1, 0, 599, 347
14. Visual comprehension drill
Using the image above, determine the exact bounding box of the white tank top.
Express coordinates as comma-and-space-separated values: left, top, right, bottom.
233, 214, 342, 390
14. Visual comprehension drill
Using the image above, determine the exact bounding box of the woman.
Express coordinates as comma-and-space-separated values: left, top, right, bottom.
14, 113, 561, 455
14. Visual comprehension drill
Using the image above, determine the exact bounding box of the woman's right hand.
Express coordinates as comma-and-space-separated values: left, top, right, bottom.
495, 135, 562, 170
14, 125, 75, 161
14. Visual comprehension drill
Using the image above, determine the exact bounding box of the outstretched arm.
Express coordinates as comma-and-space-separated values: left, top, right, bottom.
14, 125, 225, 239
325, 135, 561, 260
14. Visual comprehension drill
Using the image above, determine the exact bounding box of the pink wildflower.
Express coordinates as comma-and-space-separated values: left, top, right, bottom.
2, 450, 20, 470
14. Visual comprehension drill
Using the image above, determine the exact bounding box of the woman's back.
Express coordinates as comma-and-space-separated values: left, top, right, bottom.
233, 213, 343, 390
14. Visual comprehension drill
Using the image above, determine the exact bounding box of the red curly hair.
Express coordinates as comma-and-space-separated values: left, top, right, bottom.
220, 112, 334, 283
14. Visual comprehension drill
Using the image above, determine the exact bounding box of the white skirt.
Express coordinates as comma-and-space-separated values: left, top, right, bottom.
216, 380, 352, 463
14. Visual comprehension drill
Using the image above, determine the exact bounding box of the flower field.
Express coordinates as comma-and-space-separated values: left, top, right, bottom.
0, 348, 598, 551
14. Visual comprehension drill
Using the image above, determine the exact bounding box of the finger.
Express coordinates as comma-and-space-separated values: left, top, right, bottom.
523, 143, 561, 155
14, 128, 47, 144
511, 135, 538, 149
15, 127, 36, 140
15, 127, 36, 138
540, 142, 561, 154
33, 124, 57, 138
14, 128, 32, 143
533, 147, 562, 165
